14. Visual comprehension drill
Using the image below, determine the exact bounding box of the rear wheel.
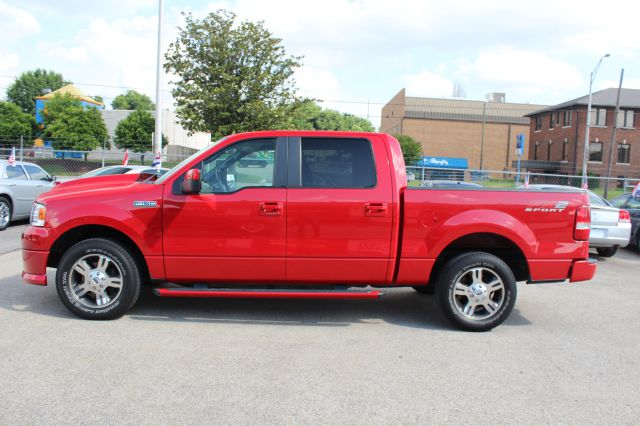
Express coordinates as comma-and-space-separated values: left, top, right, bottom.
435, 252, 517, 332
0, 197, 11, 231
56, 238, 142, 320
596, 246, 618, 258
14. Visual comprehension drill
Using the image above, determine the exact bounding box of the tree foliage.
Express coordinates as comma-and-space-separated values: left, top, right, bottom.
288, 100, 375, 131
394, 134, 423, 164
164, 10, 302, 137
6, 69, 67, 115
42, 94, 108, 154
113, 110, 167, 154
0, 101, 33, 139
111, 90, 154, 111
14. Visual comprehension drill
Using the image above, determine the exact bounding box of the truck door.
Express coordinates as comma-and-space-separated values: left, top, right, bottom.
162, 137, 287, 282
286, 136, 394, 284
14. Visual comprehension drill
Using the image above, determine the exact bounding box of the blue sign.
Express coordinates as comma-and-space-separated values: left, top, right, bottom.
516, 134, 525, 156
415, 156, 468, 169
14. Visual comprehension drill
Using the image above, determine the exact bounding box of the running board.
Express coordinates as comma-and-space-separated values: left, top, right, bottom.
153, 288, 385, 300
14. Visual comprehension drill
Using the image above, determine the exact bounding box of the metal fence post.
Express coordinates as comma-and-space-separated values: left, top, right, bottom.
101, 139, 106, 168
20, 135, 24, 161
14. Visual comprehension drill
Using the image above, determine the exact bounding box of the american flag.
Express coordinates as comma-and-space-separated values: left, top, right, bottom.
8, 147, 16, 165
632, 181, 640, 199
523, 171, 530, 188
151, 151, 161, 169
122, 149, 129, 166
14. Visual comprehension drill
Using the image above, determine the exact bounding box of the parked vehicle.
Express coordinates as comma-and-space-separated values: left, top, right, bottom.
80, 165, 169, 178
610, 193, 640, 249
22, 131, 596, 331
0, 160, 55, 231
522, 185, 631, 257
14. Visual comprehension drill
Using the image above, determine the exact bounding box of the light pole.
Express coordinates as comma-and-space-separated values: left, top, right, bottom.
581, 53, 610, 189
479, 100, 487, 170
153, 0, 164, 157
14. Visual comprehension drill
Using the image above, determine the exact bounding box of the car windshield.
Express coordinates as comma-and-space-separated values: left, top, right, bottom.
155, 137, 225, 184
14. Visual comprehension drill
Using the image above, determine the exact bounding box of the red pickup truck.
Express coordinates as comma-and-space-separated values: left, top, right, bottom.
22, 131, 596, 331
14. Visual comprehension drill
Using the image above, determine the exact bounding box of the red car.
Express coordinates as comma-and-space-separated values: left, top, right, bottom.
22, 131, 595, 331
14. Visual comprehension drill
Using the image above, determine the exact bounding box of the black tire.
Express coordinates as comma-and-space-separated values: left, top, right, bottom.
596, 246, 618, 258
56, 238, 142, 320
0, 197, 11, 231
435, 252, 517, 332
413, 285, 435, 295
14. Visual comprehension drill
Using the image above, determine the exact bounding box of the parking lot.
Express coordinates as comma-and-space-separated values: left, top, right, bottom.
1, 221, 639, 424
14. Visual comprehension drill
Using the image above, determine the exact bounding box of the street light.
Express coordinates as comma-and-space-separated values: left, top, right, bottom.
581, 53, 610, 189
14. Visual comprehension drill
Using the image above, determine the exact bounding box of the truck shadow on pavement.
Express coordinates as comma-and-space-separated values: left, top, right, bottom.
0, 274, 532, 330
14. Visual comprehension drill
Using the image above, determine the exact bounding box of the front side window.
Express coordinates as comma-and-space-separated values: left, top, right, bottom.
4, 165, 28, 179
301, 138, 376, 188
589, 141, 603, 162
23, 164, 50, 181
200, 139, 275, 193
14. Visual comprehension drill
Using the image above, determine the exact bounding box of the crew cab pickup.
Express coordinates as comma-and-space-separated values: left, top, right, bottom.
22, 131, 596, 331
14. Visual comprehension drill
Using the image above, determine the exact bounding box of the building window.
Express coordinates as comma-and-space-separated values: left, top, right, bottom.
556, 112, 561, 126
534, 141, 539, 160
563, 110, 572, 126
617, 142, 630, 164
547, 140, 552, 160
616, 110, 635, 128
589, 141, 603, 162
562, 138, 568, 161
549, 113, 554, 129
591, 108, 607, 126
535, 116, 542, 131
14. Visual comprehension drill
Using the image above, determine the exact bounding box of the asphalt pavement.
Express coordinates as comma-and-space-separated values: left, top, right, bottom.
1, 222, 639, 424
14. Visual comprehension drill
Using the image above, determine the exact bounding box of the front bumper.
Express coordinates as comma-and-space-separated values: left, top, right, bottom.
22, 249, 49, 286
569, 258, 597, 283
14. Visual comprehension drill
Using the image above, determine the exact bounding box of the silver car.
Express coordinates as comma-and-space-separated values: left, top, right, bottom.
0, 160, 56, 231
523, 184, 631, 257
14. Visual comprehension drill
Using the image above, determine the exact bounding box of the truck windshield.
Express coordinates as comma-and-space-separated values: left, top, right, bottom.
154, 137, 226, 185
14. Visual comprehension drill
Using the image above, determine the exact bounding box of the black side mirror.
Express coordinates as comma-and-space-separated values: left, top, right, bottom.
181, 168, 202, 194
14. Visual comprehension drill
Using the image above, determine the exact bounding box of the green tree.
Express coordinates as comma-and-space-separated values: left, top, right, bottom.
43, 94, 108, 158
6, 69, 68, 115
113, 110, 167, 164
0, 101, 33, 139
287, 100, 375, 131
111, 90, 154, 111
164, 10, 302, 137
395, 134, 423, 165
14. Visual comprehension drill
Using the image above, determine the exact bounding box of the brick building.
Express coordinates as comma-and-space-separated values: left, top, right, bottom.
523, 88, 640, 180
380, 89, 545, 170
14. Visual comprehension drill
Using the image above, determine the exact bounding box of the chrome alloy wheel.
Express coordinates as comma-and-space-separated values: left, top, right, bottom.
452, 267, 505, 321
0, 202, 9, 228
69, 254, 123, 308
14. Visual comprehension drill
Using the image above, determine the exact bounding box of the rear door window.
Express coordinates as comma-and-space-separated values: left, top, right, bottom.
300, 138, 376, 188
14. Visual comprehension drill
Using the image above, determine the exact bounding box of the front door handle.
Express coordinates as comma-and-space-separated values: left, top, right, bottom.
259, 202, 283, 216
365, 202, 388, 217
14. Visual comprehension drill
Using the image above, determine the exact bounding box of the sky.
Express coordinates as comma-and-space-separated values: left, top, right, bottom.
1, 0, 640, 128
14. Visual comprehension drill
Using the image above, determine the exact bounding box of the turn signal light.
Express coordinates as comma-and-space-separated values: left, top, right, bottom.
574, 205, 590, 241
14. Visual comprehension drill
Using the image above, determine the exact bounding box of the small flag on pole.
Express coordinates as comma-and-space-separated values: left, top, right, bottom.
581, 181, 588, 190
122, 149, 129, 166
151, 151, 161, 169
632, 181, 640, 199
523, 171, 530, 188
8, 147, 16, 165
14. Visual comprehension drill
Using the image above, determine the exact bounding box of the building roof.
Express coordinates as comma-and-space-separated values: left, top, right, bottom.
36, 84, 104, 106
405, 96, 546, 125
526, 88, 640, 116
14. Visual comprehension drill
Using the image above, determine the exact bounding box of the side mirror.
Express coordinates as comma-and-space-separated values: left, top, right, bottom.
181, 168, 202, 194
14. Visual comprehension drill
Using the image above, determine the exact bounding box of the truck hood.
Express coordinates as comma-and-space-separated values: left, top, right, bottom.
40, 174, 151, 201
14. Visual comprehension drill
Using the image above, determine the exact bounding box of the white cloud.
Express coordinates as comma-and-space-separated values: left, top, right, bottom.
403, 71, 454, 98
295, 67, 341, 101
0, 53, 19, 72
0, 1, 40, 38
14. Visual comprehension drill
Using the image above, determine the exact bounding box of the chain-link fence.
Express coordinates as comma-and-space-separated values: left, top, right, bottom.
406, 166, 639, 200
0, 136, 196, 177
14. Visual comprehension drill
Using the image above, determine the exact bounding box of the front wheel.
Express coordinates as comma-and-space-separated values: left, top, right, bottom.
435, 252, 517, 332
596, 246, 618, 258
0, 197, 11, 231
56, 238, 142, 320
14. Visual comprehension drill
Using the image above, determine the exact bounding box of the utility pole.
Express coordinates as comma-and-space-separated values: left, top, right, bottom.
604, 68, 624, 199
153, 0, 164, 155
479, 101, 487, 170
581, 53, 610, 189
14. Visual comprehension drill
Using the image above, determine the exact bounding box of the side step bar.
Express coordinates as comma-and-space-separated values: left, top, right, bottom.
153, 288, 385, 300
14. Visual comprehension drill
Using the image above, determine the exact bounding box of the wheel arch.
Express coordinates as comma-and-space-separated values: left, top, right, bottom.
428, 232, 530, 285
0, 191, 14, 209
47, 224, 150, 283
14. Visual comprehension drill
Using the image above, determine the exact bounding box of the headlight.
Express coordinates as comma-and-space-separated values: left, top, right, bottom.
30, 202, 46, 227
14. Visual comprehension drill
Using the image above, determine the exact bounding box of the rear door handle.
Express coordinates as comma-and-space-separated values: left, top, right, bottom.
365, 202, 388, 217
259, 202, 283, 216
